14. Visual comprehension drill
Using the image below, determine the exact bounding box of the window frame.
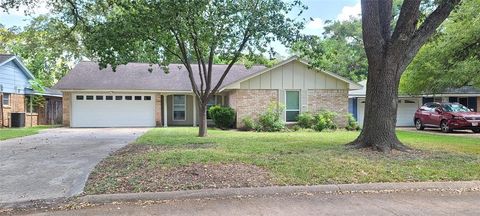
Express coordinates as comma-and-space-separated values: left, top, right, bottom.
2, 93, 10, 106
285, 90, 300, 122
172, 95, 186, 121
76, 95, 84, 100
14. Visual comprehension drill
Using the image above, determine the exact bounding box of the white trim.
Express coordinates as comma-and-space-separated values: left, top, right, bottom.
285, 90, 300, 122
192, 95, 196, 126
163, 94, 168, 127
172, 94, 187, 121
220, 56, 363, 91
60, 89, 193, 93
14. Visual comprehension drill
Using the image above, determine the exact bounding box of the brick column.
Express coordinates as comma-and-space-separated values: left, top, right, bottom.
155, 93, 162, 127
62, 92, 71, 127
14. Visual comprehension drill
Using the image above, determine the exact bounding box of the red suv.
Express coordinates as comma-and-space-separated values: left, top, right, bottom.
414, 102, 480, 133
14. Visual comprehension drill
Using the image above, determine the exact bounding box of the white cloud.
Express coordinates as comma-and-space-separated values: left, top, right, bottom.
302, 17, 325, 36
337, 1, 361, 21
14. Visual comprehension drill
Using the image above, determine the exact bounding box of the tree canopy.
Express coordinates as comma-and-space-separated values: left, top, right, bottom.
400, 0, 480, 94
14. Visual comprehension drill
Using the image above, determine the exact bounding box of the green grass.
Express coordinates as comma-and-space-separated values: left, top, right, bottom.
0, 125, 52, 141
86, 127, 480, 194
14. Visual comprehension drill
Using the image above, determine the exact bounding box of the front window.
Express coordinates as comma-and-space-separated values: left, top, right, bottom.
442, 104, 470, 112
173, 95, 186, 121
2, 93, 10, 106
286, 91, 300, 122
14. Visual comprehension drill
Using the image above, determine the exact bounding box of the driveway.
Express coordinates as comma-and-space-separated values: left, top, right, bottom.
398, 127, 480, 137
0, 128, 149, 206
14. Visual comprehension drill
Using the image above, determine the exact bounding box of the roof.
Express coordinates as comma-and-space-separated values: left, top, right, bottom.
221, 56, 363, 90
0, 54, 15, 65
349, 80, 480, 97
24, 87, 63, 97
0, 54, 35, 79
54, 62, 267, 91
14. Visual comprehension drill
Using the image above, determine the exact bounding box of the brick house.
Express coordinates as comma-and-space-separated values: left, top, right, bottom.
54, 56, 361, 128
0, 54, 63, 127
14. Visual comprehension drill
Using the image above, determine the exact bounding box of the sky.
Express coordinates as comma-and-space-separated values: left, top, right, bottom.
0, 0, 361, 56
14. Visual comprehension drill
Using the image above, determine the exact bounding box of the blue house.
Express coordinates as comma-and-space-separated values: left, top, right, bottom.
0, 54, 62, 127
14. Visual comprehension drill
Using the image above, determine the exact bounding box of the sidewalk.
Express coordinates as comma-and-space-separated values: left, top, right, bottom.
4, 181, 480, 215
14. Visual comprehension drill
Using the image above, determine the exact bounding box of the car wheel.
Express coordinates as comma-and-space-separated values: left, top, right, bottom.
440, 120, 452, 133
473, 128, 480, 133
415, 119, 424, 130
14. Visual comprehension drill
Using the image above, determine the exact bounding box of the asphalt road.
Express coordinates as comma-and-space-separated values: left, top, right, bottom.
22, 191, 480, 216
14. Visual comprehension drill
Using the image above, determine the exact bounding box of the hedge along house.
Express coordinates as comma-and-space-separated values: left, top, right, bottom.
54, 56, 361, 128
0, 54, 63, 127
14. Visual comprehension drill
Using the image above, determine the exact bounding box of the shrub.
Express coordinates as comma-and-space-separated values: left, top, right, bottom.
241, 116, 256, 131
208, 105, 235, 129
291, 124, 301, 132
345, 113, 361, 131
313, 110, 337, 132
257, 103, 285, 132
297, 112, 315, 128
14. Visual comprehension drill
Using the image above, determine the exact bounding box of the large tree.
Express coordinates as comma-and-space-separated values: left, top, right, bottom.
350, 0, 461, 152
72, 0, 304, 137
400, 0, 480, 94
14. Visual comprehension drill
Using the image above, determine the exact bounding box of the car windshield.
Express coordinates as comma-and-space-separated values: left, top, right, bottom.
441, 104, 470, 112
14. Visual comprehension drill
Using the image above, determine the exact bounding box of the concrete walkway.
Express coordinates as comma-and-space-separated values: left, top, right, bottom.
22, 191, 480, 215
0, 128, 148, 206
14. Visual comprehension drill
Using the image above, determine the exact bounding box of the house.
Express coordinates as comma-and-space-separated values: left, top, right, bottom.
0, 54, 63, 127
349, 80, 480, 127
54, 56, 362, 128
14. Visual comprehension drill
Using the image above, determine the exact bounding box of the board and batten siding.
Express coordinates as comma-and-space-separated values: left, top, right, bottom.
0, 61, 31, 94
239, 61, 348, 90
237, 60, 348, 113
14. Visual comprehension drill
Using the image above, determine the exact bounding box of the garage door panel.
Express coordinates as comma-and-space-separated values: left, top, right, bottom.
72, 93, 156, 127
356, 98, 419, 127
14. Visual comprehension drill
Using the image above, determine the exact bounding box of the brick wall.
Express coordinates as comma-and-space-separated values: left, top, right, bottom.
308, 89, 349, 127
62, 92, 71, 127
477, 97, 480, 112
230, 89, 278, 128
2, 94, 25, 127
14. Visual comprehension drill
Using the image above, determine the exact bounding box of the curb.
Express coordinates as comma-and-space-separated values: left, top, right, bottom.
78, 181, 480, 204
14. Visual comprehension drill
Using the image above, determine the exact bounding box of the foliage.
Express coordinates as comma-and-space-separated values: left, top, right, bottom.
72, 0, 305, 136
313, 110, 337, 132
296, 112, 315, 129
256, 103, 285, 132
292, 19, 368, 82
345, 113, 361, 131
291, 124, 301, 132
241, 116, 257, 131
208, 105, 235, 130
0, 16, 82, 87
401, 0, 480, 94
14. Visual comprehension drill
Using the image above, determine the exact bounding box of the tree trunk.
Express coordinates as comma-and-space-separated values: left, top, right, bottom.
348, 55, 410, 152
198, 103, 208, 137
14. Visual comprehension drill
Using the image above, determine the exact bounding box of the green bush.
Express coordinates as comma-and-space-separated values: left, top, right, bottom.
297, 112, 315, 128
313, 110, 337, 132
241, 116, 256, 131
291, 124, 302, 132
345, 113, 361, 131
256, 103, 285, 132
208, 105, 235, 129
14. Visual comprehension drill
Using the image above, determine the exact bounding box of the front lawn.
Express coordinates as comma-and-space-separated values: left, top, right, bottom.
0, 125, 52, 141
85, 128, 480, 194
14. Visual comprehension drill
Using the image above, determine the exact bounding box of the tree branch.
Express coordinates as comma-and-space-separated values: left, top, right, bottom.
360, 0, 386, 58
391, 0, 421, 43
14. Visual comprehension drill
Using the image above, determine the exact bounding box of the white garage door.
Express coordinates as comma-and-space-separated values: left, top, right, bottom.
357, 98, 420, 127
71, 93, 156, 127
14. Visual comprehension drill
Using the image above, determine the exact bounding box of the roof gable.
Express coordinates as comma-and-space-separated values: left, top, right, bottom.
222, 56, 362, 90
0, 54, 35, 79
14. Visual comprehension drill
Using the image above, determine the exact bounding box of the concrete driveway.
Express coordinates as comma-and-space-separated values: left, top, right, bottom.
0, 128, 149, 206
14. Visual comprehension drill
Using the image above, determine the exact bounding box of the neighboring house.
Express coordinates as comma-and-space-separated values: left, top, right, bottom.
0, 54, 63, 127
54, 56, 361, 128
349, 80, 480, 127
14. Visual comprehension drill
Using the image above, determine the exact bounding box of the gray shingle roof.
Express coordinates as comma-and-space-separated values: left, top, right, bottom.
0, 54, 15, 65
54, 62, 266, 91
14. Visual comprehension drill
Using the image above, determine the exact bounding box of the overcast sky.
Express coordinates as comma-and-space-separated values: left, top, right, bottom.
0, 0, 361, 56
